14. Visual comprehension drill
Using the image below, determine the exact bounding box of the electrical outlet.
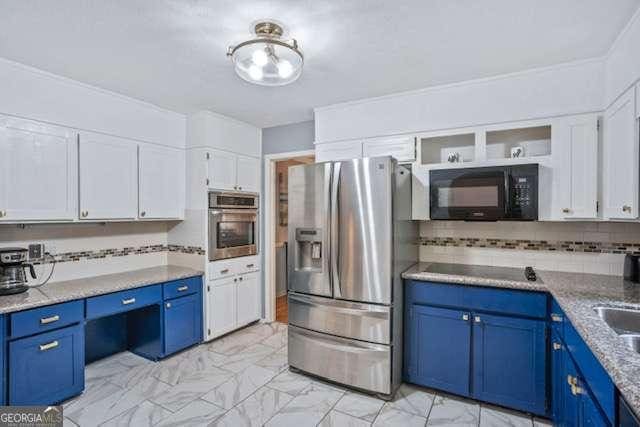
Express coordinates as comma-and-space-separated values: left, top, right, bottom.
28, 243, 44, 260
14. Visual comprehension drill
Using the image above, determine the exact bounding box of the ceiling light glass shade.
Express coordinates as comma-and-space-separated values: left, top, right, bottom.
228, 22, 303, 86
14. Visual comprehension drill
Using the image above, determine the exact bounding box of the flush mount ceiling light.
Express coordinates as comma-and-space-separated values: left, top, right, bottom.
227, 21, 303, 86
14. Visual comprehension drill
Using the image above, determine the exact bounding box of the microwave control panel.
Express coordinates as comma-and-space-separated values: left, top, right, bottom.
508, 166, 538, 220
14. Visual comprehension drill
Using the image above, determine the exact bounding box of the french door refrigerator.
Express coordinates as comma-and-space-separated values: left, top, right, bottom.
287, 156, 417, 398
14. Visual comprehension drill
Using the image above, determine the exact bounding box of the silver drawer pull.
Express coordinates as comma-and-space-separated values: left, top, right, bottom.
177, 286, 189, 292
122, 298, 136, 305
246, 264, 254, 268
40, 315, 60, 325
39, 340, 59, 351
551, 314, 563, 322
220, 269, 229, 274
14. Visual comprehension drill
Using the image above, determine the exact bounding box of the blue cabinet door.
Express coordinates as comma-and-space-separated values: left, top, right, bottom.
580, 387, 610, 427
163, 293, 202, 356
472, 313, 547, 415
406, 305, 471, 396
551, 329, 566, 425
9, 324, 84, 405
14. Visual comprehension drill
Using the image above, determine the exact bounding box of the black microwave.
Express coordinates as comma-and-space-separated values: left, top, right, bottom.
429, 164, 538, 221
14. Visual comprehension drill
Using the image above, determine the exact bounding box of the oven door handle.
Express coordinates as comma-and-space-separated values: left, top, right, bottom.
210, 209, 258, 216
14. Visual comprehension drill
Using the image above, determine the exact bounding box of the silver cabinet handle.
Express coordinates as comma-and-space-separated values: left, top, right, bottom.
462, 314, 469, 321
140, 211, 146, 217
39, 340, 59, 351
122, 298, 136, 305
474, 316, 481, 323
623, 205, 632, 213
246, 263, 254, 268
233, 185, 238, 190
220, 269, 229, 274
0, 210, 6, 218
551, 313, 563, 322
166, 302, 171, 308
562, 208, 571, 214
40, 315, 60, 325
234, 278, 238, 282
177, 286, 188, 292
238, 186, 242, 190
553, 342, 562, 351
81, 211, 88, 218
238, 276, 243, 281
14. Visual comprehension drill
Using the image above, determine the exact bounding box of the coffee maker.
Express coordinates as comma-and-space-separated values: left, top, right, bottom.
0, 247, 35, 295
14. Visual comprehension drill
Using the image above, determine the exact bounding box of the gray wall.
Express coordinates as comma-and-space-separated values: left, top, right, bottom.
260, 120, 315, 317
262, 120, 315, 154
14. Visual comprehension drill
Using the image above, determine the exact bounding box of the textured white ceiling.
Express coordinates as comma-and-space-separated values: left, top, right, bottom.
0, 0, 638, 128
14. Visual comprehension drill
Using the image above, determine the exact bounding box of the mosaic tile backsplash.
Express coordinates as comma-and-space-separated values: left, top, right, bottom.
419, 221, 640, 275
32, 244, 205, 265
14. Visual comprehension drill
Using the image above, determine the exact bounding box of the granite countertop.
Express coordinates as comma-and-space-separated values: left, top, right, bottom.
403, 262, 640, 416
0, 265, 203, 315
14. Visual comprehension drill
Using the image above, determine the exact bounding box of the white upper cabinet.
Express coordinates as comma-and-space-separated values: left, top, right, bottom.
79, 132, 138, 220
207, 150, 259, 193
603, 88, 638, 219
362, 137, 416, 162
207, 149, 237, 191
187, 111, 260, 157
636, 81, 640, 119
411, 164, 430, 220
553, 114, 599, 219
139, 143, 185, 219
0, 117, 77, 221
236, 155, 260, 193
315, 141, 363, 162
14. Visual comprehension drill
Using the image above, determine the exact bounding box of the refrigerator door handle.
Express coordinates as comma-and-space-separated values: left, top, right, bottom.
330, 162, 341, 298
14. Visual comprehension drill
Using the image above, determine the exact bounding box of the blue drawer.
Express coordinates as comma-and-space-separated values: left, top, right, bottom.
86, 285, 161, 319
564, 320, 615, 424
10, 300, 84, 339
550, 299, 566, 339
9, 324, 84, 405
406, 280, 548, 319
163, 276, 201, 300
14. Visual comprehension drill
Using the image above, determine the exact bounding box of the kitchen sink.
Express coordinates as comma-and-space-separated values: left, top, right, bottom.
593, 306, 640, 354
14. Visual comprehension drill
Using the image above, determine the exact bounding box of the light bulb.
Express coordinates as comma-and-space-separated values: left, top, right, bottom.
278, 60, 293, 78
251, 49, 268, 66
248, 65, 263, 81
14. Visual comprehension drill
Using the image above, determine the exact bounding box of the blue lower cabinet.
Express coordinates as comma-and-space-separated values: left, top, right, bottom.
163, 293, 202, 356
472, 313, 546, 415
551, 330, 566, 424
9, 324, 84, 405
406, 305, 471, 396
0, 315, 5, 405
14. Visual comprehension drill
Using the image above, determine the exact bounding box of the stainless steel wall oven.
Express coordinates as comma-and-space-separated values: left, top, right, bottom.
208, 191, 259, 261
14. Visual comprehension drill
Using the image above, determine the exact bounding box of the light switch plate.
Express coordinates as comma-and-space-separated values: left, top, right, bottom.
28, 243, 44, 260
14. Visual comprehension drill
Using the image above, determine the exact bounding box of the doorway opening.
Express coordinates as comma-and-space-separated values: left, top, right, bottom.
264, 150, 315, 323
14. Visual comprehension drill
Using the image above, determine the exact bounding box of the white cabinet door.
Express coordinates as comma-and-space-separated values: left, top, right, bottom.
236, 155, 260, 193
208, 149, 237, 191
139, 144, 185, 219
603, 88, 638, 219
79, 132, 138, 220
363, 137, 416, 162
236, 272, 260, 326
315, 141, 363, 162
209, 277, 237, 338
411, 164, 430, 220
554, 115, 599, 219
0, 119, 77, 221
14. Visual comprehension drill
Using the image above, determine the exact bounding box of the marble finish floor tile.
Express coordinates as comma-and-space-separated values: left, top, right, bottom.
533, 418, 552, 427
480, 405, 533, 427
373, 405, 428, 427
211, 385, 294, 427
100, 400, 172, 427
427, 394, 481, 427
320, 410, 373, 427
262, 329, 288, 349
149, 366, 234, 412
208, 330, 265, 355
385, 383, 435, 417
266, 369, 314, 395
265, 382, 344, 427
155, 399, 227, 427
201, 364, 277, 409
334, 392, 385, 422
255, 346, 289, 373
209, 343, 277, 373
67, 377, 169, 427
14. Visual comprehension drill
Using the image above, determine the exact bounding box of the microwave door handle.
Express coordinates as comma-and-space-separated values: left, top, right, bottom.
504, 171, 510, 217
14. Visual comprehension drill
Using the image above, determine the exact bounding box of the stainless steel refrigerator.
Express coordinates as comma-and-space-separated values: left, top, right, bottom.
287, 156, 417, 398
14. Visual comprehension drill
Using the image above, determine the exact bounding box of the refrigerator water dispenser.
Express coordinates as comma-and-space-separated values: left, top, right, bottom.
294, 228, 323, 272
